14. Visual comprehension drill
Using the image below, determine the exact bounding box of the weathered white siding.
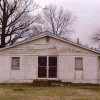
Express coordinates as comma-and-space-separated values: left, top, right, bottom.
0, 36, 99, 83
59, 55, 98, 84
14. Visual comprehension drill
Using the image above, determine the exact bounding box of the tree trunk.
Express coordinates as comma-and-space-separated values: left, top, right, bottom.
1, 2, 6, 48
1, 33, 5, 48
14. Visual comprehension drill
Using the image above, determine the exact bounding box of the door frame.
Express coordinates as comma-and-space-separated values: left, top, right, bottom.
37, 55, 58, 79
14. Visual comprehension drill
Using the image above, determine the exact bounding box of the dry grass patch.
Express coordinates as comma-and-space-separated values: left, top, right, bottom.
0, 84, 99, 100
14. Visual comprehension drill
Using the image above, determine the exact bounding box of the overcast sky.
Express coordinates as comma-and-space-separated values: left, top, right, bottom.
34, 0, 100, 46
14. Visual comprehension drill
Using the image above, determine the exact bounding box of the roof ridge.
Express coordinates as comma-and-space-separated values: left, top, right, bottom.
0, 33, 99, 54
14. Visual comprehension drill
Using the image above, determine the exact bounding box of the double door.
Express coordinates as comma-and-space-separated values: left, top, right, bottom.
38, 56, 57, 78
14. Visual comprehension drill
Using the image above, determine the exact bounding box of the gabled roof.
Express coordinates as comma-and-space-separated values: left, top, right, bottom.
0, 33, 100, 54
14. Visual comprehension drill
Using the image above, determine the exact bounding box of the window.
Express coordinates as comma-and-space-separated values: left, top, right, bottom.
12, 57, 20, 70
75, 57, 83, 70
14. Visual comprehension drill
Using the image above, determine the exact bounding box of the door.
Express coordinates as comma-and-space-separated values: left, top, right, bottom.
38, 57, 47, 78
38, 56, 57, 78
49, 57, 57, 78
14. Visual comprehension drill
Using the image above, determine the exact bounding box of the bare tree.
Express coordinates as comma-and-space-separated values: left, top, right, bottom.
0, 0, 39, 47
91, 30, 100, 50
41, 5, 75, 36
92, 30, 100, 43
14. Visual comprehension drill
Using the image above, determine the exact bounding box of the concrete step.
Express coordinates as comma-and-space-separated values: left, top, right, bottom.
33, 79, 62, 87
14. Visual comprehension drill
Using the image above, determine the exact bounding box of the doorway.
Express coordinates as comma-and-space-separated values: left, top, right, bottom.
38, 56, 57, 78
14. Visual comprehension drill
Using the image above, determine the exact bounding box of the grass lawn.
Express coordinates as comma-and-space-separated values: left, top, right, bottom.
0, 84, 100, 100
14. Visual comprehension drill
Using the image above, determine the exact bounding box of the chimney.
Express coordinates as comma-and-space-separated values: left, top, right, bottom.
77, 38, 80, 44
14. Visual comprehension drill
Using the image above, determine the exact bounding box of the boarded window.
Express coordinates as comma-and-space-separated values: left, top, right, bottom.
99, 56, 100, 67
12, 57, 20, 70
75, 57, 83, 70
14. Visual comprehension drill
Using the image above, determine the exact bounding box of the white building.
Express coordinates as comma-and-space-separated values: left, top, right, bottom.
0, 33, 100, 84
